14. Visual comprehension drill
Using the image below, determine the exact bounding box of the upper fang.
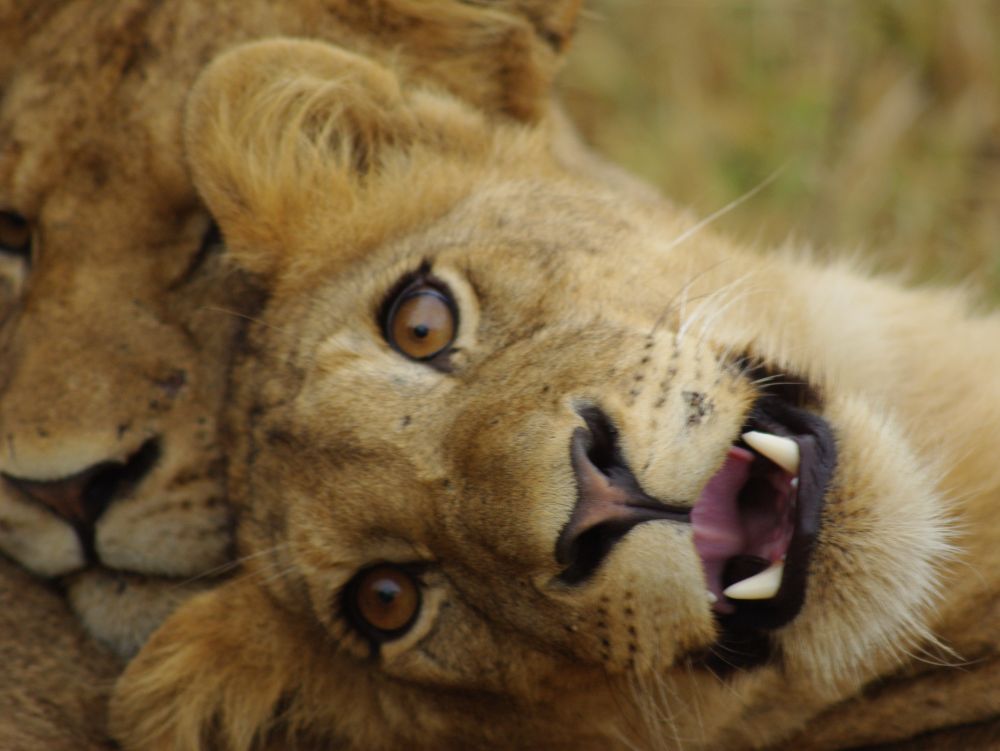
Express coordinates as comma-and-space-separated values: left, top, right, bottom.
742, 431, 800, 475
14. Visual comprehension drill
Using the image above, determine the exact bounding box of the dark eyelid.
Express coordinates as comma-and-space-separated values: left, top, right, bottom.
169, 219, 222, 290
0, 210, 32, 261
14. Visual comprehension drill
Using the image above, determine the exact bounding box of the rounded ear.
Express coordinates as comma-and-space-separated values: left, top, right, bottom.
373, 0, 583, 122
496, 0, 582, 51
185, 38, 501, 278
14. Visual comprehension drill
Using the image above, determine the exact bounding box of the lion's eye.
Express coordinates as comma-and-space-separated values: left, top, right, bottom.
345, 564, 421, 641
384, 282, 457, 361
0, 211, 32, 260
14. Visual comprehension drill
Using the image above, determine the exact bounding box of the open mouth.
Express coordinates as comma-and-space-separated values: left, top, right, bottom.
692, 395, 837, 635
555, 380, 836, 672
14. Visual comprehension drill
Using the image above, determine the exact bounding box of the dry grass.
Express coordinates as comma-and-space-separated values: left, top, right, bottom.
560, 0, 1000, 297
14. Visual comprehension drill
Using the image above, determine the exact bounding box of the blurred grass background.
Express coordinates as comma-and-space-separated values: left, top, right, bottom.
559, 0, 1000, 297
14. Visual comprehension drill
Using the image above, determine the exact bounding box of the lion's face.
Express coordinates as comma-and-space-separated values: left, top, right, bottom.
0, 0, 579, 657
113, 40, 954, 749
233, 194, 946, 748
0, 2, 253, 655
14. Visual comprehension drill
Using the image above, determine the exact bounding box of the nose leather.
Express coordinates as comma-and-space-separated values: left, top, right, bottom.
555, 407, 690, 583
3, 461, 121, 527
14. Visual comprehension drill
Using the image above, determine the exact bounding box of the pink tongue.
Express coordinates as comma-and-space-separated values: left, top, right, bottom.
691, 447, 754, 605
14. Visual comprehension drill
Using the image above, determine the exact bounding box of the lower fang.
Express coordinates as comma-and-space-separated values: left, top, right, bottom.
723, 560, 784, 600
706, 591, 718, 604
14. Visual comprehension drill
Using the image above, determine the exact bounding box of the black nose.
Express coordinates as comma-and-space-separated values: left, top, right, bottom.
555, 407, 689, 584
3, 438, 160, 530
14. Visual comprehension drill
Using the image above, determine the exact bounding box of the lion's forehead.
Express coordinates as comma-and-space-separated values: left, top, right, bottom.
0, 1, 251, 215
285, 179, 685, 339
0, 72, 192, 218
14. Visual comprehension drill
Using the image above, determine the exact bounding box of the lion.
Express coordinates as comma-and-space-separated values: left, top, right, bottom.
108, 39, 1000, 750
0, 0, 582, 661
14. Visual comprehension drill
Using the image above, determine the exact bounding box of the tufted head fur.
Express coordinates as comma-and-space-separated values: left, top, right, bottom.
110, 39, 1000, 750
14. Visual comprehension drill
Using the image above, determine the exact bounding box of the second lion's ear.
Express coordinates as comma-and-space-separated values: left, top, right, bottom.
377, 0, 582, 123
184, 39, 501, 279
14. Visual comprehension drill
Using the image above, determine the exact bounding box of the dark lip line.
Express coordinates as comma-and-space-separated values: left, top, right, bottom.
555, 393, 836, 633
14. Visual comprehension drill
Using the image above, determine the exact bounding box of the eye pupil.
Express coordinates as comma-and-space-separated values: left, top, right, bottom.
375, 580, 401, 604
412, 324, 430, 339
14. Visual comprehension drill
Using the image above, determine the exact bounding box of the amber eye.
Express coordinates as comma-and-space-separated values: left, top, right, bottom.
384, 282, 457, 361
0, 211, 31, 259
346, 564, 421, 640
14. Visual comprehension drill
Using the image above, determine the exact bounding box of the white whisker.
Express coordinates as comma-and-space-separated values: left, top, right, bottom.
171, 543, 293, 590
659, 165, 786, 254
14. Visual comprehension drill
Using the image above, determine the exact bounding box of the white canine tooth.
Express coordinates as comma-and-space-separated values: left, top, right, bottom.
742, 431, 800, 475
706, 591, 718, 605
723, 561, 784, 601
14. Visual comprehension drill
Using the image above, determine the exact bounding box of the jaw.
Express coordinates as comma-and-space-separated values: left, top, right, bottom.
651, 393, 956, 750
773, 392, 954, 685
65, 570, 219, 658
532, 382, 954, 748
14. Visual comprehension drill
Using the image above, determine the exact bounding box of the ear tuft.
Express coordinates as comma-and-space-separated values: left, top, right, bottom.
299, 1, 582, 123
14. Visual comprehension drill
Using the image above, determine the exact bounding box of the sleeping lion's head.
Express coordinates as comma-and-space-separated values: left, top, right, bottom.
0, 0, 578, 656
110, 39, 960, 751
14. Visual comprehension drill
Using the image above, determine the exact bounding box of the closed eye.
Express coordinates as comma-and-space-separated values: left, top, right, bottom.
0, 211, 32, 262
169, 218, 223, 289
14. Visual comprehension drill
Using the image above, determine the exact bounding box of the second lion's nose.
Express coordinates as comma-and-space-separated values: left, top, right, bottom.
5, 462, 124, 527
2, 438, 160, 528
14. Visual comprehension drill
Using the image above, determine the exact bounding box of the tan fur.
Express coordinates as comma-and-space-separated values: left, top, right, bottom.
0, 0, 580, 658
109, 40, 1000, 750
0, 557, 119, 751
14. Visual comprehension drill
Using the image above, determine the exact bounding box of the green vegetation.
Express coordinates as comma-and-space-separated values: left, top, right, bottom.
561, 0, 1000, 296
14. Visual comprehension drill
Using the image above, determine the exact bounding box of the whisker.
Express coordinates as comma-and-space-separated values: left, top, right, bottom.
659, 164, 786, 255
170, 542, 293, 590
202, 305, 297, 339
692, 282, 760, 351
649, 259, 732, 338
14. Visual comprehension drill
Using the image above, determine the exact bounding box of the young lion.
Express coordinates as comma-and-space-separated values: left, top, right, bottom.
111, 39, 999, 751
0, 0, 580, 659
